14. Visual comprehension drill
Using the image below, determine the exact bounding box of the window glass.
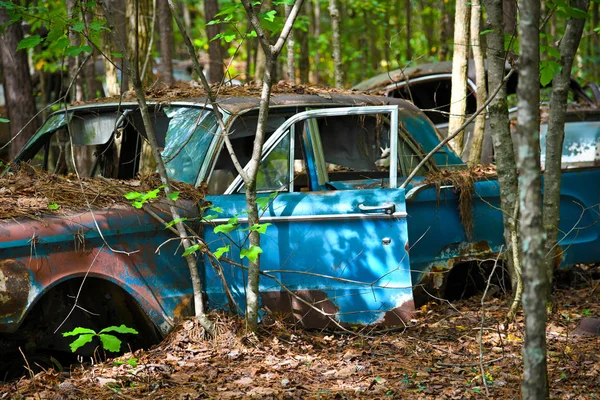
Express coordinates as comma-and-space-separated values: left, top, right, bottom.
314, 114, 423, 181
241, 134, 290, 193
208, 110, 298, 194
163, 107, 217, 185
541, 121, 600, 169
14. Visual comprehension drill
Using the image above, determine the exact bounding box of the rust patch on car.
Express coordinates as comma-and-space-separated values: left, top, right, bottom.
173, 294, 193, 321
0, 260, 30, 320
382, 299, 416, 325
261, 290, 340, 329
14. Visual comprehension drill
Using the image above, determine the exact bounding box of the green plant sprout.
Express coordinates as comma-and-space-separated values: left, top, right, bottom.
62, 325, 138, 353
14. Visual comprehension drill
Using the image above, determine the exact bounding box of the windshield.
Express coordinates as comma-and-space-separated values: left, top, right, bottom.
17, 105, 217, 183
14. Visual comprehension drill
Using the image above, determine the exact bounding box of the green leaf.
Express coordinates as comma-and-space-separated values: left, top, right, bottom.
17, 35, 43, 51
165, 217, 188, 229
210, 206, 223, 213
89, 20, 106, 32
99, 324, 139, 335
207, 19, 221, 25
247, 30, 257, 38
546, 46, 561, 59
47, 24, 65, 43
98, 333, 122, 352
132, 201, 144, 209
63, 327, 97, 337
214, 245, 229, 259
202, 214, 218, 222
565, 6, 588, 18
182, 244, 202, 257
71, 21, 85, 32
260, 10, 277, 22
111, 51, 122, 57
540, 60, 561, 86
65, 45, 87, 56
240, 245, 262, 262
127, 358, 138, 367
249, 222, 271, 234
48, 202, 60, 210
68, 333, 95, 352
53, 36, 70, 51
214, 223, 238, 234
256, 192, 277, 211
143, 188, 161, 201
167, 191, 180, 201
479, 29, 494, 36
0, 118, 9, 123
124, 191, 142, 200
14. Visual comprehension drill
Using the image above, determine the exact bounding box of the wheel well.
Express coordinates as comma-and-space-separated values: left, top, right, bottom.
12, 277, 162, 354
443, 260, 512, 301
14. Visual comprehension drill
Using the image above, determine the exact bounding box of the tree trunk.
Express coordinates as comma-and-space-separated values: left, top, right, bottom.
438, 0, 450, 60
240, 0, 304, 330
297, 2, 309, 83
285, 4, 296, 82
483, 0, 520, 317
126, 0, 153, 88
448, 0, 470, 153
329, 0, 343, 88
0, 8, 39, 160
517, 0, 548, 398
312, 0, 320, 84
205, 0, 224, 84
157, 0, 174, 86
104, 0, 215, 335
543, 0, 589, 297
66, 0, 85, 102
100, 0, 122, 96
467, 0, 486, 165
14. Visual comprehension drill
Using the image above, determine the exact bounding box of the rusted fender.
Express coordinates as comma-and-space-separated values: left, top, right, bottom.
0, 205, 195, 334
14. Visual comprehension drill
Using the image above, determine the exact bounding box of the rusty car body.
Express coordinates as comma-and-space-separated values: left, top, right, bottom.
1, 90, 600, 360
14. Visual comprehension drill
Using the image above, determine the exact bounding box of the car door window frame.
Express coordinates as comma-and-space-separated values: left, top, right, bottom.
224, 105, 401, 194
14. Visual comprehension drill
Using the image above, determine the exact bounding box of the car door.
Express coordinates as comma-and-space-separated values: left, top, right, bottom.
203, 106, 413, 328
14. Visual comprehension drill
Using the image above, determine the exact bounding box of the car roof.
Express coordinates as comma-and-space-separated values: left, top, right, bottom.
62, 87, 427, 116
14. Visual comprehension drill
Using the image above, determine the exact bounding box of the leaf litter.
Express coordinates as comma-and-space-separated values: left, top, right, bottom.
1, 271, 598, 399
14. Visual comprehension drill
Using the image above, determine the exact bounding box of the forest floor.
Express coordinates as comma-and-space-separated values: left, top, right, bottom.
1, 267, 599, 400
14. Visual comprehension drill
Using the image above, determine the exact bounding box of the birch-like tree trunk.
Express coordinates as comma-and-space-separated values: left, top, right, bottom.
448, 0, 470, 153
0, 8, 39, 160
297, 2, 309, 83
205, 0, 224, 84
126, 0, 153, 87
328, 0, 343, 88
312, 0, 320, 84
285, 4, 295, 82
100, 0, 122, 96
483, 0, 521, 317
543, 0, 589, 297
66, 0, 84, 102
516, 0, 548, 397
467, 0, 486, 165
104, 0, 215, 334
240, 0, 305, 330
157, 0, 174, 86
438, 0, 450, 60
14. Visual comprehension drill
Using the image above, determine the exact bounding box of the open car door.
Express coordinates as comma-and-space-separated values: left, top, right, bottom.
204, 106, 413, 328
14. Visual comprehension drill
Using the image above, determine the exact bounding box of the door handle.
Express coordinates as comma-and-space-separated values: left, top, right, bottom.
358, 202, 395, 215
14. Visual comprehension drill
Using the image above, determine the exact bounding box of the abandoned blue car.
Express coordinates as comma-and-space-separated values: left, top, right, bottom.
1, 89, 599, 358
